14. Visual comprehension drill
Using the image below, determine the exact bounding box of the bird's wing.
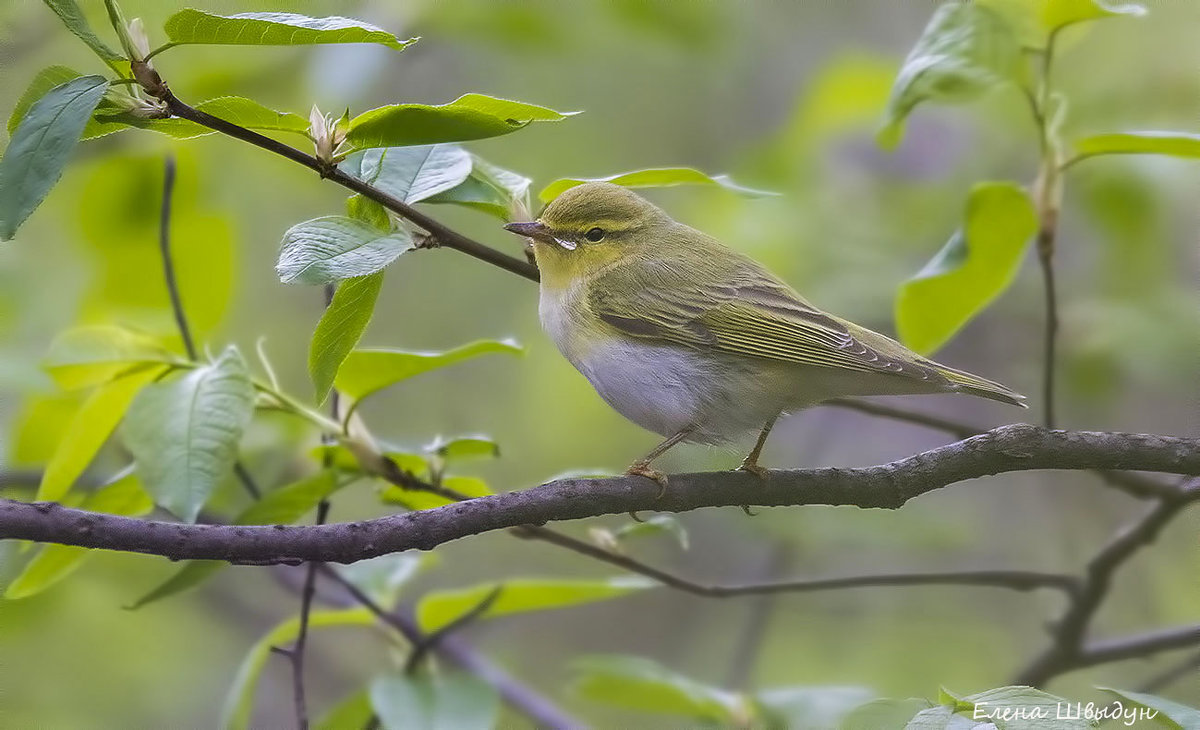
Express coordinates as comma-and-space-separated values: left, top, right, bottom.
587, 258, 949, 385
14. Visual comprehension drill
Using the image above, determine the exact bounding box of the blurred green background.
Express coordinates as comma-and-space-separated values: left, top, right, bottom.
1, 0, 1198, 727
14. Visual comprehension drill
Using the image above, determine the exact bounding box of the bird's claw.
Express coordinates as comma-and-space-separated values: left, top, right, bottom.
737, 460, 770, 482
626, 462, 669, 499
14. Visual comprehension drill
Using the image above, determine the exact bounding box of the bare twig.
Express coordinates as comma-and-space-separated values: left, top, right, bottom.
149, 87, 538, 282
1014, 479, 1200, 686
286, 500, 330, 730
317, 566, 582, 729
2, 426, 1197, 564
403, 585, 503, 675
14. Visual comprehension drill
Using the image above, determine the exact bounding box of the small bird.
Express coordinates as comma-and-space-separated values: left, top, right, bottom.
504, 182, 1025, 488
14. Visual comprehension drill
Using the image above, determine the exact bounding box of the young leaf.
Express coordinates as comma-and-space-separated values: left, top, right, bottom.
0, 75, 108, 241
370, 674, 500, 730
878, 3, 1021, 149
895, 181, 1037, 355
540, 167, 776, 203
416, 576, 654, 633
309, 271, 384, 404
354, 145, 473, 204
276, 216, 414, 285
571, 655, 743, 722
44, 0, 124, 63
345, 94, 573, 151
128, 472, 342, 609
163, 9, 418, 50
121, 346, 256, 523
1072, 131, 1200, 162
1098, 687, 1200, 730
335, 339, 522, 402
43, 325, 176, 390
9, 66, 84, 135
4, 475, 152, 600
426, 155, 533, 220
38, 365, 165, 502
1040, 0, 1146, 32
221, 608, 376, 730
937, 685, 1091, 729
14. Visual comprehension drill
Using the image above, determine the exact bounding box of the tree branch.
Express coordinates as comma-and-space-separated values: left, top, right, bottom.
2, 426, 1197, 564
1014, 478, 1200, 686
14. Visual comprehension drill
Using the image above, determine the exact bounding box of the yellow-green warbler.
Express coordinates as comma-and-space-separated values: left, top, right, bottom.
505, 182, 1024, 488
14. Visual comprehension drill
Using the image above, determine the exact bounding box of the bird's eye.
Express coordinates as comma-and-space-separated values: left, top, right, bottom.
584, 227, 605, 243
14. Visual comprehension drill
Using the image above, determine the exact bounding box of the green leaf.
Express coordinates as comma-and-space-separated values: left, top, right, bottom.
9, 70, 155, 141
381, 474, 492, 511
276, 216, 414, 285
345, 94, 573, 151
121, 346, 255, 522
425, 435, 499, 461
335, 339, 522, 402
4, 474, 152, 600
878, 3, 1021, 150
222, 608, 376, 730
352, 145, 473, 204
316, 690, 373, 730
309, 272, 384, 404
0, 75, 108, 241
345, 194, 392, 231
1040, 0, 1146, 32
896, 181, 1037, 355
571, 654, 743, 722
1073, 131, 1200, 161
43, 0, 124, 62
164, 9, 418, 50
753, 686, 875, 730
313, 444, 431, 481
427, 155, 533, 220
539, 167, 775, 203
9, 66, 83, 136
614, 514, 689, 550
840, 697, 934, 729
1098, 687, 1200, 730
38, 365, 165, 502
417, 576, 654, 633
128, 472, 341, 609
43, 325, 176, 390
370, 674, 500, 730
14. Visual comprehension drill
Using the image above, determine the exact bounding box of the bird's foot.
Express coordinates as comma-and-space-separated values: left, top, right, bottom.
626, 462, 669, 499
736, 459, 770, 482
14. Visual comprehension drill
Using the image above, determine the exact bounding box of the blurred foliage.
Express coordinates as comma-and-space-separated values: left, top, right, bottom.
0, 0, 1198, 728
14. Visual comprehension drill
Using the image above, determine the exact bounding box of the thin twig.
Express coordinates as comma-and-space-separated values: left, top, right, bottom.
317, 566, 582, 729
1014, 480, 1200, 686
157, 155, 261, 500
150, 87, 538, 282
403, 585, 503, 675
288, 500, 330, 730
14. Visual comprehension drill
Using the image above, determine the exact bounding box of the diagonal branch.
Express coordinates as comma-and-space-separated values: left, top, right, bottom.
1, 425, 1197, 564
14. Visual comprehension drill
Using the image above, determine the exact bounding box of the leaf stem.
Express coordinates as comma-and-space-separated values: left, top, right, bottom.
142, 42, 177, 62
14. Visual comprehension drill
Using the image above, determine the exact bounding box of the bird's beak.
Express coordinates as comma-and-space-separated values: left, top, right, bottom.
503, 221, 577, 250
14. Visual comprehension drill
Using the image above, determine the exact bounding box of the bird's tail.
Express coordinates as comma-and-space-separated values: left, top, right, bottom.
936, 364, 1027, 407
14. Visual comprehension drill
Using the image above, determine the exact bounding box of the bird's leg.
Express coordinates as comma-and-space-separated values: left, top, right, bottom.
738, 413, 780, 481
626, 426, 695, 499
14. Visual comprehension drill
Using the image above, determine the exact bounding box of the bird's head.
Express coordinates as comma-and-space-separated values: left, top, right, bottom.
504, 182, 671, 289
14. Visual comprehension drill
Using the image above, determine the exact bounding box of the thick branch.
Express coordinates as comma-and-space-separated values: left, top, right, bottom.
1, 426, 1197, 564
